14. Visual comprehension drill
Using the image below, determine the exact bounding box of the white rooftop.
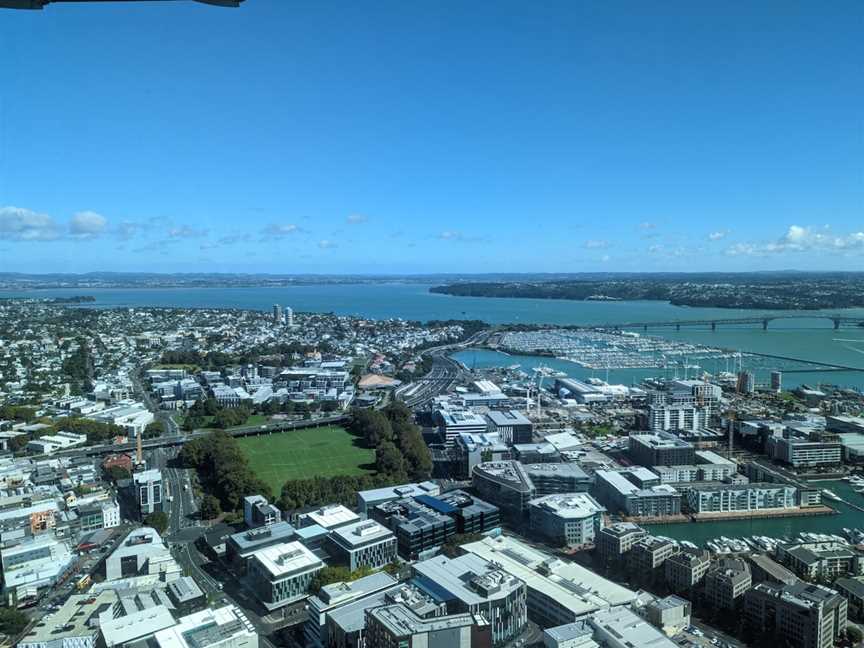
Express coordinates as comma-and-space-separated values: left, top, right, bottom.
252, 541, 322, 578
331, 519, 394, 548
530, 493, 605, 519
303, 504, 359, 529
462, 535, 635, 617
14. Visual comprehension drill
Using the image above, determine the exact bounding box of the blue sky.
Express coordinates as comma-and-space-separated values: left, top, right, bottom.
0, 0, 861, 274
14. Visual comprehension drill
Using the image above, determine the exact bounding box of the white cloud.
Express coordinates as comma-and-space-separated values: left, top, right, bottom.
168, 225, 208, 239
263, 223, 301, 238
318, 239, 337, 249
708, 230, 729, 241
346, 214, 368, 224
601, 254, 611, 262
639, 221, 657, 230
0, 206, 62, 241
583, 239, 610, 250
438, 230, 485, 243
70, 211, 107, 238
725, 225, 864, 257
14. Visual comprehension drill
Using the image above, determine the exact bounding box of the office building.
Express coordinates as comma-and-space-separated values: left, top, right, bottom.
628, 432, 695, 466
285, 305, 294, 327
595, 522, 648, 568
329, 520, 397, 571
364, 605, 488, 648
105, 527, 182, 583
462, 535, 635, 628
684, 482, 797, 513
648, 405, 710, 434
771, 371, 783, 392
834, 577, 864, 620
737, 371, 756, 394
166, 576, 206, 616
486, 410, 533, 445
644, 594, 692, 637
304, 572, 400, 648
705, 558, 751, 611
664, 549, 711, 594
528, 493, 605, 548
327, 584, 445, 648
298, 504, 360, 531
417, 490, 500, 535
18, 590, 118, 648
247, 541, 324, 610
99, 604, 177, 647
412, 553, 528, 646
747, 553, 800, 587
154, 605, 258, 648
356, 481, 440, 516
592, 470, 681, 518
776, 541, 864, 580
745, 582, 847, 648
628, 536, 679, 581
243, 494, 280, 529
472, 461, 536, 519
371, 497, 456, 560
132, 468, 163, 517
435, 408, 490, 445
524, 463, 592, 494
773, 437, 842, 468
273, 303, 283, 324
545, 606, 678, 648
0, 535, 75, 602
226, 521, 297, 574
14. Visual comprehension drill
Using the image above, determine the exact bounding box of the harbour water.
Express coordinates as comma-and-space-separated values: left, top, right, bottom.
645, 480, 864, 547
4, 283, 864, 542
3, 283, 864, 389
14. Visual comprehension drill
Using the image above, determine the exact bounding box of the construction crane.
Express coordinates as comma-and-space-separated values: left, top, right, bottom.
1, 0, 243, 9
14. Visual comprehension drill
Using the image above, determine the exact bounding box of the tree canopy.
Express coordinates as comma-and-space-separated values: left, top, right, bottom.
179, 430, 272, 511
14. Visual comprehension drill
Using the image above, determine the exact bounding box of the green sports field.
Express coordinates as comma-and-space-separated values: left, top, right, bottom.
237, 426, 375, 494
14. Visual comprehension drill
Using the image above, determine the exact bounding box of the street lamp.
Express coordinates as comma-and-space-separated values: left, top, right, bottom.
1, 0, 245, 8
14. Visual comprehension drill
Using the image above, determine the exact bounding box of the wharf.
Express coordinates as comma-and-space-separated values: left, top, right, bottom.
625, 505, 836, 526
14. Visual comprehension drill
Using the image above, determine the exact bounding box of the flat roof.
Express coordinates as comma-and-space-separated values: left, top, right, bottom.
486, 410, 531, 426
19, 591, 118, 645
461, 535, 635, 616
589, 606, 678, 648
302, 504, 359, 529
529, 493, 605, 519
153, 605, 256, 648
413, 553, 523, 606
229, 521, 295, 551
252, 541, 322, 578
99, 604, 176, 647
330, 520, 394, 548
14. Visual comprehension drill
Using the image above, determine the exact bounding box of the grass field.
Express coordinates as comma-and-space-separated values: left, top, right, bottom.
237, 426, 375, 494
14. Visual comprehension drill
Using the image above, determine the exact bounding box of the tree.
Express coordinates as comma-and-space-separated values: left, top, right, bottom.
309, 565, 374, 594
375, 441, 405, 478
0, 606, 29, 636
144, 512, 169, 535
106, 465, 131, 482
144, 420, 166, 439
348, 409, 393, 448
200, 494, 222, 520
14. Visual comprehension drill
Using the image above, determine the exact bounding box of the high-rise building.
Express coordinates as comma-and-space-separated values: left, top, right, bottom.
133, 468, 163, 517
285, 305, 294, 327
771, 371, 783, 393
272, 304, 283, 324
744, 582, 847, 648
737, 371, 756, 394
